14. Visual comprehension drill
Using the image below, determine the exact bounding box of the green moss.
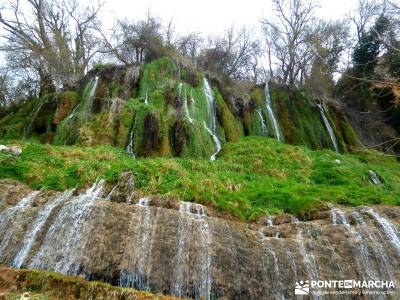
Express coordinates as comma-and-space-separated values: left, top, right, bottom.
1, 137, 399, 220
215, 89, 243, 142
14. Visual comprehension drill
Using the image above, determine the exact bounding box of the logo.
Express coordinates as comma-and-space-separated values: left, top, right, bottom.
344, 280, 353, 289
295, 280, 310, 295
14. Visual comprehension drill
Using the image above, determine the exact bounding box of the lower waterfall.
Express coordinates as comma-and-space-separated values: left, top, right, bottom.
1, 180, 399, 299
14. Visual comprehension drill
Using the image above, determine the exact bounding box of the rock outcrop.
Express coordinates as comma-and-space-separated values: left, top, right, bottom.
0, 179, 399, 299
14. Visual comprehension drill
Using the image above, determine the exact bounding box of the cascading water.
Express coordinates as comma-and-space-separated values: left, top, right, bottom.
367, 209, 400, 256
23, 101, 45, 138
144, 86, 149, 105
171, 201, 212, 300
12, 190, 74, 268
264, 82, 282, 142
317, 103, 339, 153
28, 180, 104, 274
85, 76, 99, 119
119, 197, 154, 291
203, 78, 221, 161
2, 181, 400, 299
180, 83, 193, 124
0, 191, 40, 256
126, 128, 135, 157
368, 170, 382, 185
293, 219, 319, 283
257, 108, 268, 137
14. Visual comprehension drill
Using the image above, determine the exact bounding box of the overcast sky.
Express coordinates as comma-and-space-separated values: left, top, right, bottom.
98, 0, 359, 35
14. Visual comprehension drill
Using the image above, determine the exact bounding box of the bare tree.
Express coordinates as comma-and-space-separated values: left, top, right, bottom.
0, 0, 102, 93
164, 18, 175, 46
99, 12, 163, 65
350, 0, 382, 43
198, 25, 261, 80
176, 32, 204, 63
262, 0, 317, 86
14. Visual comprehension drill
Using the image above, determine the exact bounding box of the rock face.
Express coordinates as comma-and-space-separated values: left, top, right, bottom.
0, 179, 399, 299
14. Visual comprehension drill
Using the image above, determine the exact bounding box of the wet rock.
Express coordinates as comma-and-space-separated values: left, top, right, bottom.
1, 180, 400, 299
272, 213, 294, 225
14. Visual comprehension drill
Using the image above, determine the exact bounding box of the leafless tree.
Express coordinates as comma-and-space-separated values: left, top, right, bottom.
262, 0, 318, 86
0, 0, 102, 93
198, 25, 261, 80
176, 32, 204, 63
164, 18, 175, 46
99, 12, 163, 65
350, 0, 382, 43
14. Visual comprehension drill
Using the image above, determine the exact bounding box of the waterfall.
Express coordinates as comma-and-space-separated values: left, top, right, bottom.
257, 108, 268, 137
353, 211, 396, 283
367, 209, 400, 256
330, 208, 349, 226
203, 78, 221, 161
293, 219, 319, 282
0, 191, 40, 256
180, 83, 193, 124
23, 101, 45, 138
264, 82, 282, 142
171, 201, 212, 300
86, 76, 99, 119
66, 103, 80, 120
368, 170, 382, 185
144, 86, 149, 105
317, 103, 339, 153
12, 190, 74, 268
29, 180, 104, 274
126, 128, 135, 157
119, 197, 154, 290
257, 231, 282, 299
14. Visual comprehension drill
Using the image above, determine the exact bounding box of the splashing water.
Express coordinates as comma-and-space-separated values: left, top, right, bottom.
12, 190, 74, 268
203, 78, 221, 161
264, 82, 282, 142
317, 103, 339, 153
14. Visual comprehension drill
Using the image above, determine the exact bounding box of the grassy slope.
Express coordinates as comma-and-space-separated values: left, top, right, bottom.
0, 137, 399, 220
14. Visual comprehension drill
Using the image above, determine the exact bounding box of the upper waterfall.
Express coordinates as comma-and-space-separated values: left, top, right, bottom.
203, 78, 221, 161
264, 82, 282, 142
317, 103, 339, 153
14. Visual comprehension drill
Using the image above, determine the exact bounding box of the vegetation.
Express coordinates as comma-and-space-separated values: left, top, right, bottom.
0, 267, 174, 299
0, 137, 398, 220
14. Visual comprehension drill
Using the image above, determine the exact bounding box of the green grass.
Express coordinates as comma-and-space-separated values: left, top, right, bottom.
1, 137, 399, 220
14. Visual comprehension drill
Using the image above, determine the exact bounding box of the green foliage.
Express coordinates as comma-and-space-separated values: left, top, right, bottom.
352, 15, 389, 78
1, 137, 399, 220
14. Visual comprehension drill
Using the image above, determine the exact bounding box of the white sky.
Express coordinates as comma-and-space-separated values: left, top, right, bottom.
99, 0, 359, 35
